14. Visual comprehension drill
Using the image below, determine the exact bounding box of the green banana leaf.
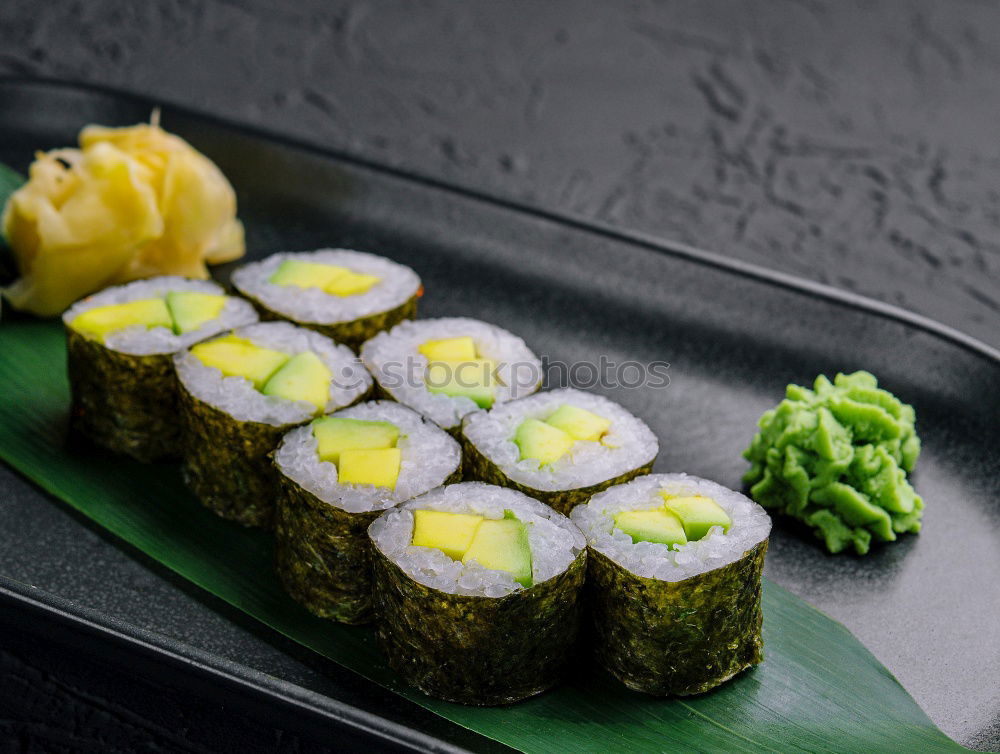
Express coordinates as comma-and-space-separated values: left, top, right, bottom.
0, 317, 966, 753
0, 162, 23, 204
0, 163, 24, 278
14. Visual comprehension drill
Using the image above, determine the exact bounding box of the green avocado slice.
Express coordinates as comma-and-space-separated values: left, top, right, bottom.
660, 494, 732, 541
189, 335, 289, 389
514, 418, 574, 465
269, 260, 347, 289
462, 515, 533, 588
544, 404, 611, 442
425, 359, 496, 408
71, 298, 173, 341
410, 510, 484, 561
418, 336, 478, 362
311, 417, 400, 464
261, 351, 332, 411
614, 508, 687, 549
337, 447, 401, 489
166, 291, 227, 334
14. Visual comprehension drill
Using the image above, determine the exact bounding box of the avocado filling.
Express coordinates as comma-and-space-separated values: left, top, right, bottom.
190, 335, 289, 388
338, 447, 401, 489
261, 351, 333, 411
545, 404, 611, 442
311, 416, 402, 489
190, 335, 332, 411
268, 259, 380, 296
165, 292, 228, 334
421, 336, 497, 408
312, 417, 400, 463
71, 299, 173, 341
514, 404, 611, 465
71, 292, 232, 341
410, 508, 533, 587
614, 508, 687, 549
614, 494, 732, 549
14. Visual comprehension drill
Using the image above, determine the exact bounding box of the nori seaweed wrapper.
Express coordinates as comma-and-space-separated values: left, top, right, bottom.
460, 434, 654, 516
66, 327, 181, 462
587, 540, 768, 696
62, 276, 259, 461
370, 543, 587, 705
177, 381, 295, 528
274, 466, 462, 623
175, 321, 373, 528
249, 293, 418, 352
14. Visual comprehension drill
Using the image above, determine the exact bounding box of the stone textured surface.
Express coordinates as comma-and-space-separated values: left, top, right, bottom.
1, 0, 999, 751
2, 0, 998, 347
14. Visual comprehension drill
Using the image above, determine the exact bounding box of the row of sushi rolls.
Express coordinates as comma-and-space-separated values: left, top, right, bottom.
43, 124, 924, 708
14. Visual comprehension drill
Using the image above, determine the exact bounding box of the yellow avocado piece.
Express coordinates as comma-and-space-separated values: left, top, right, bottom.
614, 508, 687, 549
660, 493, 732, 541
190, 335, 289, 389
411, 510, 485, 561
165, 291, 227, 334
337, 447, 401, 489
462, 516, 533, 588
269, 260, 349, 289
71, 298, 172, 342
312, 417, 400, 464
514, 418, 575, 465
324, 269, 380, 296
425, 359, 496, 408
544, 404, 611, 442
261, 351, 332, 411
418, 336, 478, 362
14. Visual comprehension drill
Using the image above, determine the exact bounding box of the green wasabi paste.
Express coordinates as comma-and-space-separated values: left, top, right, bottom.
743, 371, 922, 555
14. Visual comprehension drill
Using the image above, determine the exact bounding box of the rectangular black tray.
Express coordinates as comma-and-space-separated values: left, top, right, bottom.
0, 79, 998, 751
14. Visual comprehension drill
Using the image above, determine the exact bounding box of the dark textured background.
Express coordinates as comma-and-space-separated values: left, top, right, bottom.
2, 0, 1000, 348
1, 1, 998, 752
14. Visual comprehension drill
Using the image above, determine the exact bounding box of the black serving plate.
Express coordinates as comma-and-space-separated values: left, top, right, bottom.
0, 79, 998, 751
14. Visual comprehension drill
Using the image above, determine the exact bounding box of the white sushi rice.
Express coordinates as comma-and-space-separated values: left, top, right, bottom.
273, 401, 461, 513
231, 249, 421, 325
174, 321, 372, 426
369, 482, 585, 598
360, 317, 542, 430
571, 473, 772, 583
462, 388, 658, 491
62, 276, 258, 355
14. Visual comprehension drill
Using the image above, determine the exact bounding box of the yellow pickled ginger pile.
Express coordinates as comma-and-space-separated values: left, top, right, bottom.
1, 120, 245, 316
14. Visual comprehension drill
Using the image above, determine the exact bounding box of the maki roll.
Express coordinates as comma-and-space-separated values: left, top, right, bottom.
461, 388, 658, 515
231, 249, 421, 350
63, 276, 258, 461
571, 473, 772, 696
174, 321, 372, 527
273, 400, 462, 623
368, 482, 586, 705
360, 317, 542, 435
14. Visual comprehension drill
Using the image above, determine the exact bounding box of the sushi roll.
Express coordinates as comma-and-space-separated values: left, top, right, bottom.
571, 473, 772, 696
368, 482, 586, 705
62, 276, 258, 461
461, 388, 658, 515
231, 249, 421, 350
174, 321, 372, 527
273, 400, 462, 623
360, 317, 542, 435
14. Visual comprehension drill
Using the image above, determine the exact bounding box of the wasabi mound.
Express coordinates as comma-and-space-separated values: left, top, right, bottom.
743, 371, 922, 555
